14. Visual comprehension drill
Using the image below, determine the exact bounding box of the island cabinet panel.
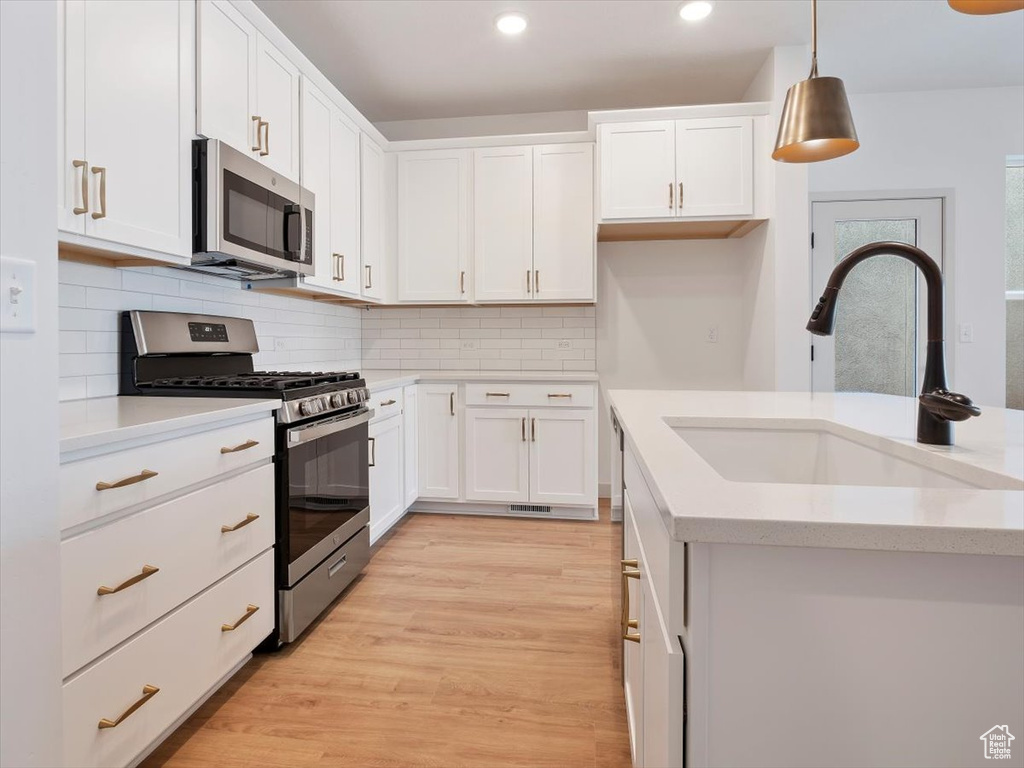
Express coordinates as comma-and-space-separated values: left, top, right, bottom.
623, 495, 645, 768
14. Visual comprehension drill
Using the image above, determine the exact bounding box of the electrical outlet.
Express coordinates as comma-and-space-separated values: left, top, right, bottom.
461, 339, 478, 351
958, 323, 974, 343
706, 326, 719, 344
556, 339, 572, 350
275, 338, 287, 350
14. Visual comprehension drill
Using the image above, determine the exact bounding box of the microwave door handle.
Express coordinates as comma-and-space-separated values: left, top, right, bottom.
283, 203, 301, 261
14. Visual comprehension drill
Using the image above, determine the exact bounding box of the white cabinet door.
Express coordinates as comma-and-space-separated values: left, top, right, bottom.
369, 415, 404, 544
599, 121, 675, 220
63, 0, 192, 257
403, 385, 418, 509
640, 575, 685, 768
397, 150, 470, 302
197, 0, 257, 158
533, 143, 595, 301
473, 147, 533, 302
675, 117, 753, 218
624, 496, 645, 768
464, 408, 530, 503
299, 78, 333, 289
528, 409, 596, 506
255, 34, 300, 179
418, 385, 460, 499
360, 136, 385, 300
329, 108, 361, 295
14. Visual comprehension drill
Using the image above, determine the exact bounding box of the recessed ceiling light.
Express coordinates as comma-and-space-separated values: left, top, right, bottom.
495, 12, 528, 35
679, 1, 714, 22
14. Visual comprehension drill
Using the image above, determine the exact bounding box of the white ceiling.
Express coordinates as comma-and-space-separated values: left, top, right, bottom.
254, 0, 1024, 124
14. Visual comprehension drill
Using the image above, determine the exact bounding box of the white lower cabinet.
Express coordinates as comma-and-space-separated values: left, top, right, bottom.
623, 503, 645, 767
403, 386, 419, 509
369, 413, 404, 544
418, 384, 460, 499
465, 407, 531, 503
528, 409, 596, 506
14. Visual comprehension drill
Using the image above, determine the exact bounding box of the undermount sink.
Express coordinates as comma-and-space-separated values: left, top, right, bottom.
672, 420, 1016, 490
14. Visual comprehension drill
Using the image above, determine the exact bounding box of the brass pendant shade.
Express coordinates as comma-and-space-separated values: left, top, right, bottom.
948, 0, 1024, 14
772, 0, 859, 163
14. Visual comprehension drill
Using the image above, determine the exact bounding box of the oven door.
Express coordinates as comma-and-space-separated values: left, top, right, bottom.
281, 408, 370, 586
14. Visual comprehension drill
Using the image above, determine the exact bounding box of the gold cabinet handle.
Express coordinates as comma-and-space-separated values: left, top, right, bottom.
251, 115, 262, 152
97, 684, 159, 729
220, 439, 259, 454
679, 182, 684, 210
72, 159, 89, 215
526, 270, 532, 293
450, 391, 455, 416
621, 560, 641, 643
531, 417, 536, 442
669, 181, 674, 210
97, 565, 159, 596
221, 513, 259, 533
90, 166, 107, 220
368, 436, 376, 467
485, 392, 510, 398
365, 264, 372, 290
95, 469, 158, 491
259, 120, 269, 157
521, 417, 526, 442
547, 393, 572, 399
221, 604, 259, 632
534, 270, 539, 293
380, 398, 397, 406
460, 270, 466, 294
333, 253, 346, 282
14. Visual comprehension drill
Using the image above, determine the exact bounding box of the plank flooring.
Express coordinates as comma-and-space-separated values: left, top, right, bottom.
143, 504, 631, 768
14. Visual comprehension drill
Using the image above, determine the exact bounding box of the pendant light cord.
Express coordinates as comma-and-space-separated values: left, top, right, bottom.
809, 0, 819, 78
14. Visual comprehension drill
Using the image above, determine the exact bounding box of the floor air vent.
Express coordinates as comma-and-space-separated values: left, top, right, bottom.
508, 503, 553, 515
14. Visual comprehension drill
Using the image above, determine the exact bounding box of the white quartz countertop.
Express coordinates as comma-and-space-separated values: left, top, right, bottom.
608, 390, 1024, 556
361, 369, 599, 391
60, 396, 280, 454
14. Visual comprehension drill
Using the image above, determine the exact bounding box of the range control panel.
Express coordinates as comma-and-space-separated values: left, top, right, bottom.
188, 321, 229, 343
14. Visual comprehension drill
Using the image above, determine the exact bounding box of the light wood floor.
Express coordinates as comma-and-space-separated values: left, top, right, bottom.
143, 503, 631, 768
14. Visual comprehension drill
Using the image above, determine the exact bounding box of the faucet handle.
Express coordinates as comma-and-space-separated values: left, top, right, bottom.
919, 390, 982, 422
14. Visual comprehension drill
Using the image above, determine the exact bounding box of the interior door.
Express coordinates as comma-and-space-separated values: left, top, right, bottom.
76, 0, 191, 256
299, 79, 333, 288
330, 108, 361, 295
675, 117, 753, 218
811, 198, 944, 395
599, 121, 675, 220
464, 408, 530, 503
197, 0, 257, 157
255, 34, 300, 179
528, 409, 596, 506
533, 143, 595, 301
473, 147, 533, 302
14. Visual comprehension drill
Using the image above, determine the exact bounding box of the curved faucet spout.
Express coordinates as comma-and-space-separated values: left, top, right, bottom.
805, 240, 979, 446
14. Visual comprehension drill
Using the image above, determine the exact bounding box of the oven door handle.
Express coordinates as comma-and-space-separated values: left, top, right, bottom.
287, 408, 373, 446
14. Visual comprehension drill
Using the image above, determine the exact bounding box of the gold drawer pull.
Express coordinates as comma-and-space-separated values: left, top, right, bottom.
221, 604, 259, 632
90, 166, 107, 220
485, 392, 510, 398
220, 439, 260, 454
97, 565, 159, 596
621, 560, 641, 644
98, 684, 159, 729
221, 513, 259, 533
547, 393, 573, 399
72, 159, 89, 214
95, 469, 158, 491
251, 115, 262, 152
380, 399, 397, 406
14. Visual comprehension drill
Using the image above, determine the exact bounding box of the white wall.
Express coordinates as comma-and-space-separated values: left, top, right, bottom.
58, 262, 362, 400
809, 86, 1024, 408
0, 2, 63, 765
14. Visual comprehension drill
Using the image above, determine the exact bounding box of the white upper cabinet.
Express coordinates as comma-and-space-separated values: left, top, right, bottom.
599, 121, 675, 220
360, 136, 385, 301
465, 408, 531, 503
255, 34, 300, 179
58, 0, 193, 260
533, 143, 595, 301
299, 79, 333, 291
599, 116, 754, 220
329, 110, 361, 296
198, 0, 299, 180
397, 150, 471, 302
473, 147, 534, 302
675, 117, 753, 218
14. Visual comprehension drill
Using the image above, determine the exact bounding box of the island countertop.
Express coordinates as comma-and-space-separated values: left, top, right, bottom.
608, 389, 1024, 556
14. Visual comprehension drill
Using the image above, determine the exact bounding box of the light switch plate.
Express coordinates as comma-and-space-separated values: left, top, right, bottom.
958, 323, 974, 343
0, 256, 36, 334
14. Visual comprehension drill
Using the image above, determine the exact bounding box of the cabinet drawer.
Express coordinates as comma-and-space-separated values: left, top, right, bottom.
464, 382, 595, 408
61, 464, 275, 677
368, 387, 403, 423
60, 416, 274, 531
62, 551, 274, 768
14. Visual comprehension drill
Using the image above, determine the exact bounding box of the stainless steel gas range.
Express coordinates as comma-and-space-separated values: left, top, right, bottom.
120, 310, 372, 645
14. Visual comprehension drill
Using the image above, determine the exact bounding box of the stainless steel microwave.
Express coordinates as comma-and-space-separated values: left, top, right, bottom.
191, 138, 314, 279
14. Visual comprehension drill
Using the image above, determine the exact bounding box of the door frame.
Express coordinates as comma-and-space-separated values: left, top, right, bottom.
808, 188, 956, 394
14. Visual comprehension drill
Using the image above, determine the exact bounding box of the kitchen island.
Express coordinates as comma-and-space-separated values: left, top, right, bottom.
608, 389, 1024, 768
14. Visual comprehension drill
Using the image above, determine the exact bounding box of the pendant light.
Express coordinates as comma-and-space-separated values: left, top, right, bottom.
772, 0, 859, 163
948, 0, 1024, 14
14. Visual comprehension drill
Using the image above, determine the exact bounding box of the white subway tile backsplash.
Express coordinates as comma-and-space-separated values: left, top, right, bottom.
361, 307, 596, 374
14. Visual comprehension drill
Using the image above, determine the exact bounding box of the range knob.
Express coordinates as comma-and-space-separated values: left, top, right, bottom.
299, 398, 322, 416
330, 393, 347, 409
